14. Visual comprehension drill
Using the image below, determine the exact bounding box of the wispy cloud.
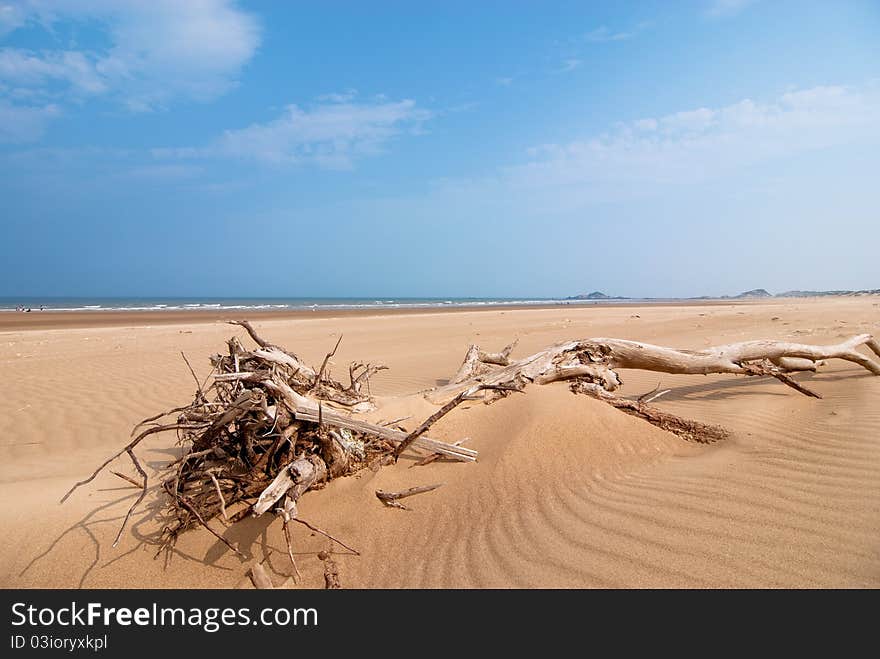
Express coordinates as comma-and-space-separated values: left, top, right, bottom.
0, 1, 26, 36
0, 48, 108, 96
316, 90, 358, 103
121, 163, 204, 182
510, 82, 880, 194
0, 0, 260, 140
558, 58, 582, 73
584, 25, 637, 43
154, 95, 432, 169
416, 82, 880, 216
495, 76, 514, 87
706, 0, 758, 18
0, 98, 59, 142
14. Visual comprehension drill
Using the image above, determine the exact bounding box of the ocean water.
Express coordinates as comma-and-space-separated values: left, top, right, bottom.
0, 296, 645, 313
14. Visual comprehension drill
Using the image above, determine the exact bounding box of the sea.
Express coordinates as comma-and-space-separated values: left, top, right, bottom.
0, 296, 651, 313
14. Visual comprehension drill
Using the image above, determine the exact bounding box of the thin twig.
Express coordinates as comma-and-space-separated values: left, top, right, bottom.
276, 497, 302, 582
380, 416, 411, 428
394, 383, 519, 460
742, 360, 822, 398
637, 382, 663, 403
315, 335, 343, 386
130, 405, 196, 436
228, 319, 271, 349
180, 351, 203, 400
392, 389, 474, 460
61, 423, 205, 503
281, 521, 301, 582
410, 439, 469, 468
112, 449, 148, 547
111, 470, 141, 488
209, 472, 228, 521
290, 517, 360, 556
199, 363, 219, 396
177, 495, 244, 558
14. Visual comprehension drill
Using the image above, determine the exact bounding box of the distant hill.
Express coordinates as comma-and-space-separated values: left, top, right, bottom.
775, 289, 880, 298
566, 288, 878, 301
566, 291, 629, 300
734, 288, 772, 298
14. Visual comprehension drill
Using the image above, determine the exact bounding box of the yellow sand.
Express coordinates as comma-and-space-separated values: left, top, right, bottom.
1, 298, 878, 588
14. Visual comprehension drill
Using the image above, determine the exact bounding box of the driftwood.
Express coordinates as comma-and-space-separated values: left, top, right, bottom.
451, 340, 518, 383
249, 562, 275, 590
317, 550, 340, 589
419, 333, 880, 443
376, 484, 444, 510
61, 320, 878, 581
572, 382, 730, 443
248, 559, 297, 590
411, 438, 470, 468
61, 320, 466, 557
429, 334, 880, 405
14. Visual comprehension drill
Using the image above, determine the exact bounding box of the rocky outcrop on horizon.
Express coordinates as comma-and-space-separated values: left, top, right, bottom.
565, 291, 629, 300
775, 289, 880, 298
567, 287, 878, 301
733, 289, 772, 298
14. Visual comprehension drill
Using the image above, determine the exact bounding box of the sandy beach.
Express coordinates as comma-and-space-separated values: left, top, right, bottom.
1, 297, 878, 588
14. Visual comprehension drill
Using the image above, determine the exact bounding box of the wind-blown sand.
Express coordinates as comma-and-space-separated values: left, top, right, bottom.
1, 298, 878, 588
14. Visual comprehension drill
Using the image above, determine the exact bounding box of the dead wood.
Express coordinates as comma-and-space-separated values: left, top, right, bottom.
63, 320, 875, 581
228, 319, 279, 352
62, 323, 411, 558
571, 382, 729, 444
376, 484, 444, 510
393, 383, 520, 460
393, 388, 476, 460
410, 438, 470, 468
291, 517, 360, 555
315, 335, 343, 386
111, 470, 141, 488
276, 496, 301, 580
429, 334, 880, 405
317, 550, 340, 589
479, 339, 518, 366
249, 562, 275, 590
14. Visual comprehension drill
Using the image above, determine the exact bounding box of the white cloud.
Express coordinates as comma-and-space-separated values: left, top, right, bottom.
503, 82, 880, 197
0, 0, 259, 120
0, 99, 59, 142
0, 2, 26, 35
0, 48, 107, 95
154, 96, 432, 169
706, 0, 758, 18
559, 58, 582, 73
585, 25, 636, 43
121, 163, 204, 181
92, 0, 261, 109
316, 90, 358, 103
633, 118, 658, 131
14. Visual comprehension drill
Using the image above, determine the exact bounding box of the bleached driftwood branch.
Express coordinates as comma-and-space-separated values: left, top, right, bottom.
429, 334, 880, 404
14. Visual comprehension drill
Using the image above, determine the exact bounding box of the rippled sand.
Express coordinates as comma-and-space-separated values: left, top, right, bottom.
1, 298, 878, 587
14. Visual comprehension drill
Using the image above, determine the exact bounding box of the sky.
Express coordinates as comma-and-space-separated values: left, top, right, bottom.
1, 0, 879, 299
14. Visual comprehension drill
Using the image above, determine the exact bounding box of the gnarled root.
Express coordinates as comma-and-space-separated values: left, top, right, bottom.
429, 333, 880, 404
62, 322, 469, 557
571, 381, 730, 444
426, 332, 878, 446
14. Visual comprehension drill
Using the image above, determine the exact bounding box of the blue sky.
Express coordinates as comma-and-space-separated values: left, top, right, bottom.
1, 0, 878, 298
